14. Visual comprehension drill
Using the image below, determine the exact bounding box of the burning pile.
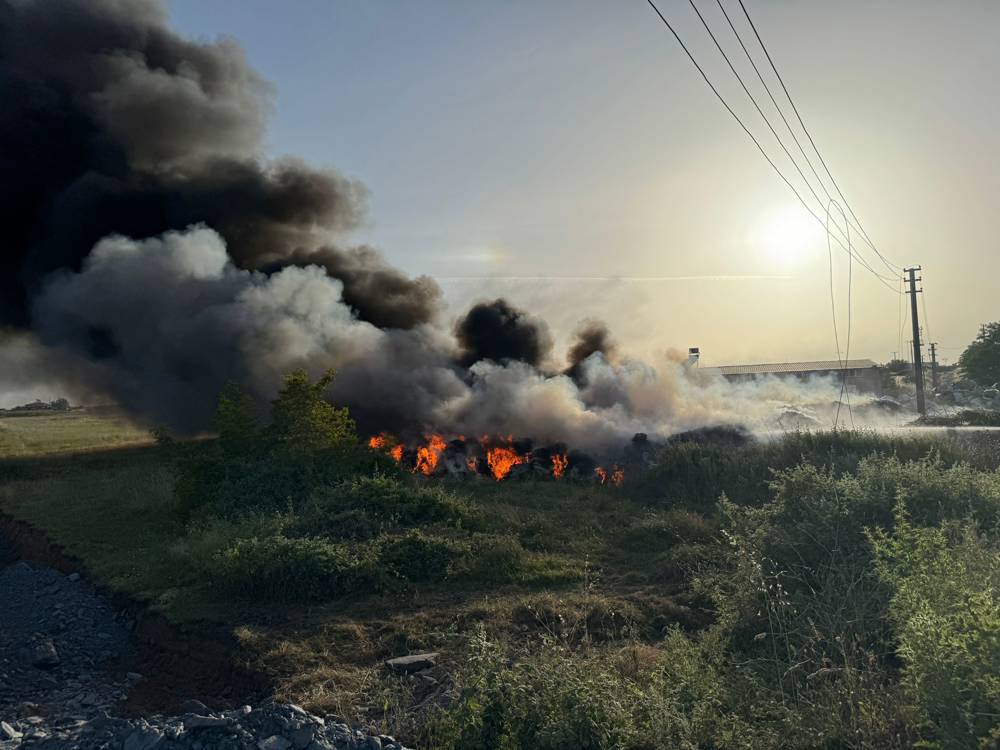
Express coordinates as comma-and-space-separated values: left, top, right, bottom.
368, 433, 624, 485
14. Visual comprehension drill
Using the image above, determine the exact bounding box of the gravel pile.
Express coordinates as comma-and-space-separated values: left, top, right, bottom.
0, 561, 133, 720
1, 701, 411, 750
0, 560, 412, 749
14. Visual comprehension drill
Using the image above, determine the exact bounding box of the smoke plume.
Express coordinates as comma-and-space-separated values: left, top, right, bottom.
267, 247, 443, 329
0, 0, 435, 331
0, 0, 905, 456
454, 299, 553, 368
565, 320, 618, 384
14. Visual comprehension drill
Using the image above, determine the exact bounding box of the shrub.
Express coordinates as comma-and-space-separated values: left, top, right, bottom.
307, 474, 468, 529
164, 370, 367, 518
378, 531, 465, 584
631, 431, 975, 510
872, 506, 1000, 749
460, 536, 530, 585
214, 534, 373, 601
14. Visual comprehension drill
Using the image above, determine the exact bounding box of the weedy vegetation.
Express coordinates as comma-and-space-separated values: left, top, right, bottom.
1, 371, 999, 748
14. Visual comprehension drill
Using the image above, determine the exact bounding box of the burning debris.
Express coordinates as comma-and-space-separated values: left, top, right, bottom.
368, 433, 624, 485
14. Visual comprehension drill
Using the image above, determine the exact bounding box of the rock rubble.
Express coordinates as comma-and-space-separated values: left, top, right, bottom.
0, 560, 412, 749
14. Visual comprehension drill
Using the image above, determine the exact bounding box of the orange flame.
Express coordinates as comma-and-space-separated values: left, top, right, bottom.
595, 466, 608, 484
611, 465, 625, 486
552, 453, 568, 478
415, 434, 447, 476
368, 433, 390, 450
487, 444, 526, 480
389, 444, 404, 462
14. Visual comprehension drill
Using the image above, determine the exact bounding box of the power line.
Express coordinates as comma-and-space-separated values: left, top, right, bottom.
643, 0, 901, 293
713, 0, 883, 266
735, 0, 902, 275
686, 0, 846, 250
688, 0, 896, 285
686, 0, 886, 279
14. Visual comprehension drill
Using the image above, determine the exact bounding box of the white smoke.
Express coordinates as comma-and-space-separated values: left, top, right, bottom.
25, 226, 905, 452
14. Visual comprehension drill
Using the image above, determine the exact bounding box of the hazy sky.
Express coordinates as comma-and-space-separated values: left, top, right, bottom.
167, 0, 998, 366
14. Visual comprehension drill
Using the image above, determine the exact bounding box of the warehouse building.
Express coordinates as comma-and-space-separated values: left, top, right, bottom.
690, 350, 883, 394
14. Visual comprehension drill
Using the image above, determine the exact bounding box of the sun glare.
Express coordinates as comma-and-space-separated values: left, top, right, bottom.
754, 204, 820, 265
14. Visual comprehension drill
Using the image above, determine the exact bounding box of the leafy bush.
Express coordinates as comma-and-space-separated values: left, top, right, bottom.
458, 536, 530, 585
162, 370, 383, 518
304, 474, 468, 530
872, 507, 1000, 749
214, 534, 374, 601
680, 453, 1000, 747
631, 431, 979, 509
378, 531, 466, 583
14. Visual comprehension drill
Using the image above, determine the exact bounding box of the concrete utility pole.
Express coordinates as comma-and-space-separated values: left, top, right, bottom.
929, 342, 939, 390
905, 267, 926, 415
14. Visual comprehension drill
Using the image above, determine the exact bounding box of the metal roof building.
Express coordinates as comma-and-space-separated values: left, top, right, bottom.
703, 358, 883, 393
711, 359, 879, 377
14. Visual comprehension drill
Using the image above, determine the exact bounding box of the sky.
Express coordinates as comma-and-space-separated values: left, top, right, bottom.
166, 0, 999, 367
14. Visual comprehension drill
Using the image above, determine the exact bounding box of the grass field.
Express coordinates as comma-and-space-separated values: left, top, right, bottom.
1, 408, 998, 748
0, 407, 154, 457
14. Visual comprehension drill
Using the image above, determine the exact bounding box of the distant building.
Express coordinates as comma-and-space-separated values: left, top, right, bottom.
703, 358, 883, 394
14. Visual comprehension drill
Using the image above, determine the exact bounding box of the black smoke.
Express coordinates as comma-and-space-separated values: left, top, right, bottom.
0, 0, 830, 453
454, 299, 553, 368
565, 319, 617, 384
267, 246, 443, 329
0, 0, 435, 331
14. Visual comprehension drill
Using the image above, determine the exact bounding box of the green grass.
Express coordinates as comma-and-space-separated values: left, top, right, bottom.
0, 446, 214, 613
0, 407, 154, 458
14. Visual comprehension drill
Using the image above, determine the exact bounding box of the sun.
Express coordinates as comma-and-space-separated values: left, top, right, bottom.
754, 204, 821, 266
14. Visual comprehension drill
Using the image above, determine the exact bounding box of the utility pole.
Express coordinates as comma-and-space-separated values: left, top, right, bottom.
905, 267, 926, 415
929, 342, 939, 390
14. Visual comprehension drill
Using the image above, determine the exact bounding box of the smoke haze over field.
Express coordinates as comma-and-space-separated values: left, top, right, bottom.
0, 0, 909, 452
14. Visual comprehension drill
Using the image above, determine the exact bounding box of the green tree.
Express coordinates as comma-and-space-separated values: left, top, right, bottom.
959, 322, 1000, 387
270, 369, 356, 453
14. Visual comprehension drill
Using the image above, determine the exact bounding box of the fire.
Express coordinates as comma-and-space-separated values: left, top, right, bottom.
595, 464, 624, 486
368, 433, 390, 450
415, 434, 447, 476
367, 432, 622, 486
487, 444, 526, 480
